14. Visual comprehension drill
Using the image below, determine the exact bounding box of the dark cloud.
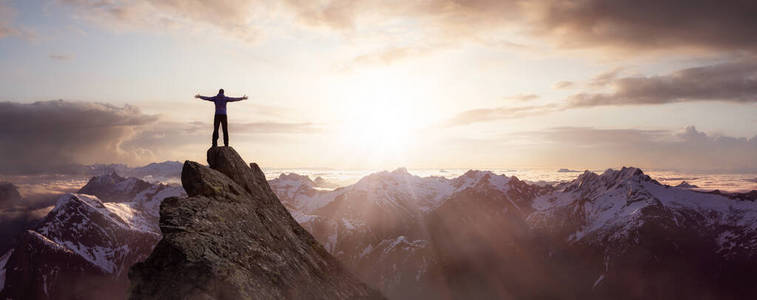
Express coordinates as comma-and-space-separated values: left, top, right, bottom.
529, 0, 757, 52
523, 126, 757, 171
569, 61, 757, 107
281, 0, 757, 53
56, 1, 757, 53
0, 182, 56, 253
0, 100, 157, 174
0, 182, 22, 209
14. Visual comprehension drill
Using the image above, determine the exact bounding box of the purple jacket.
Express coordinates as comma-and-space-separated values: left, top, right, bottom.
198, 95, 245, 115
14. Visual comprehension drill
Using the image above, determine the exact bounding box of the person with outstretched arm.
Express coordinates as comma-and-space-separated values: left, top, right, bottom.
195, 89, 248, 147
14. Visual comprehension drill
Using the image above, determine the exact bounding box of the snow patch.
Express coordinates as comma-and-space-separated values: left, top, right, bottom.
0, 249, 14, 292
360, 245, 374, 258
592, 274, 605, 289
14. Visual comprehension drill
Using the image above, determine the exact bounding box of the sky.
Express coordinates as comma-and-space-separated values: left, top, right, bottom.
0, 0, 756, 172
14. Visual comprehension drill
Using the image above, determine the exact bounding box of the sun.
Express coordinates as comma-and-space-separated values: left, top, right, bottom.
339, 100, 414, 154
330, 68, 436, 167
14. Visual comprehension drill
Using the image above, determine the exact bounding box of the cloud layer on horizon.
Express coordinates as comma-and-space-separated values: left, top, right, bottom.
520, 126, 757, 171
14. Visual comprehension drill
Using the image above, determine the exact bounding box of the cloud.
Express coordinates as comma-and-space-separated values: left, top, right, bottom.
442, 103, 562, 127
445, 60, 757, 127
589, 67, 623, 87
526, 0, 757, 52
349, 47, 432, 67
54, 0, 757, 54
506, 94, 540, 101
0, 100, 157, 174
49, 54, 72, 61
59, 0, 265, 42
521, 126, 757, 171
280, 0, 757, 53
553, 81, 574, 89
568, 61, 757, 107
0, 0, 35, 40
0, 99, 325, 174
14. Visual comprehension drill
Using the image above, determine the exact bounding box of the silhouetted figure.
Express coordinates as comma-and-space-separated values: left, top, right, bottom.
195, 89, 248, 147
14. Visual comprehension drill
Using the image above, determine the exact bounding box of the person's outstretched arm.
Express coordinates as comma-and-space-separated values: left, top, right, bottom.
195, 94, 213, 101
227, 95, 248, 102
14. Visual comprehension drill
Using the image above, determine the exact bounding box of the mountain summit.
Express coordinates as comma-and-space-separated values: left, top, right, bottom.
128, 147, 383, 300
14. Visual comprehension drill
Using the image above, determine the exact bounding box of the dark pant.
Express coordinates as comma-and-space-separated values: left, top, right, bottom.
212, 114, 228, 147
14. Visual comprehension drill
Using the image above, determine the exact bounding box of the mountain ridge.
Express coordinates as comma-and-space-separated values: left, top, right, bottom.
128, 146, 383, 300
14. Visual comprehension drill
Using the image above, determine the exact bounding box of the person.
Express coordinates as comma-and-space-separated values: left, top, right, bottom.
195, 89, 248, 147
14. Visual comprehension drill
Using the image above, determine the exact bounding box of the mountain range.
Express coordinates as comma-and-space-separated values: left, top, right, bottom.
270, 167, 757, 299
2, 163, 757, 299
0, 173, 184, 299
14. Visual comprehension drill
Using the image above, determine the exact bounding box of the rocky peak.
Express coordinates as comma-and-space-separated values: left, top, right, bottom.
206, 146, 276, 201
565, 167, 659, 194
676, 181, 699, 189
129, 146, 383, 300
0, 181, 22, 208
390, 167, 409, 175
275, 173, 315, 186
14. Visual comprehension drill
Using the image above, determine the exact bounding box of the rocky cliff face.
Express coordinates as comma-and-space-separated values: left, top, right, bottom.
128, 147, 383, 300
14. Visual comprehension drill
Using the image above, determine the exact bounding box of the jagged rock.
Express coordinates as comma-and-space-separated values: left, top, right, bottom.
128, 147, 383, 300
675, 181, 699, 189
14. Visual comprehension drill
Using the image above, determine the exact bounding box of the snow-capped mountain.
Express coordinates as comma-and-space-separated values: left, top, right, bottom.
271, 167, 757, 299
89, 161, 182, 184
5, 165, 757, 299
0, 174, 184, 299
526, 167, 757, 299
269, 168, 552, 299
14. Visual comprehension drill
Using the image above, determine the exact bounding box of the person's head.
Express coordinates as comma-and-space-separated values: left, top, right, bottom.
218, 89, 225, 95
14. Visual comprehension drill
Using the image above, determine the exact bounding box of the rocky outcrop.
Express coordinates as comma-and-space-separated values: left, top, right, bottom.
128, 147, 383, 300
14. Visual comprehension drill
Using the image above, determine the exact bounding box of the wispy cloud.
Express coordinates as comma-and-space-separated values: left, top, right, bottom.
441, 103, 563, 127
58, 0, 266, 42
553, 81, 574, 89
568, 61, 757, 107
506, 94, 540, 101
518, 126, 757, 171
0, 1, 36, 40
349, 47, 432, 67
444, 60, 757, 127
49, 54, 73, 61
